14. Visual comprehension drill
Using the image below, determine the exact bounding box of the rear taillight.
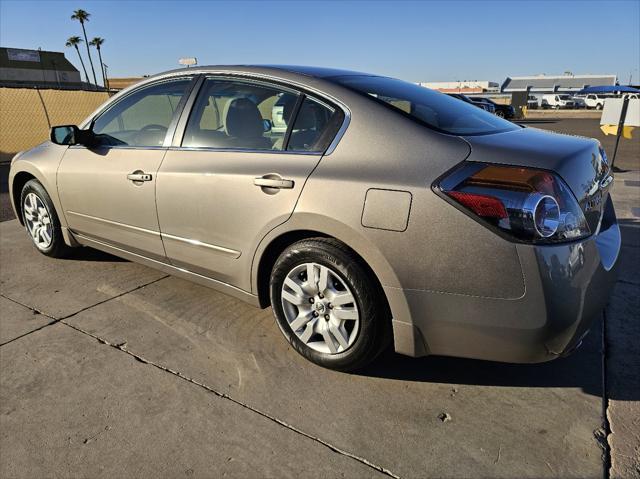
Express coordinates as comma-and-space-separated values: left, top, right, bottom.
436, 163, 590, 243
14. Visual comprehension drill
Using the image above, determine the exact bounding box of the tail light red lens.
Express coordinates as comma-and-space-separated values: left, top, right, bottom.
447, 191, 507, 219
437, 163, 590, 243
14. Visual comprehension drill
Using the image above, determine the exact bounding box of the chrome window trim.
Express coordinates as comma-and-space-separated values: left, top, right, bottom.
79, 75, 197, 134
200, 74, 302, 96
170, 72, 351, 156
165, 146, 322, 156
176, 75, 302, 153
68, 145, 167, 151
79, 69, 351, 157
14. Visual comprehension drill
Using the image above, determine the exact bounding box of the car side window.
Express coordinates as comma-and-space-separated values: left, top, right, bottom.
286, 97, 344, 153
182, 79, 299, 151
92, 79, 191, 147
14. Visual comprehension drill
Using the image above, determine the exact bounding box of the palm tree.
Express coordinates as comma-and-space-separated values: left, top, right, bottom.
89, 37, 107, 89
65, 36, 90, 85
71, 9, 97, 88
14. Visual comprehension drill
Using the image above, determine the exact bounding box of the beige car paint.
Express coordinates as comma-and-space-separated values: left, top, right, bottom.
57, 146, 167, 260
156, 148, 322, 287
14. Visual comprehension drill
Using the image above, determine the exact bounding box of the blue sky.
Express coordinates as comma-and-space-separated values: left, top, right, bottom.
1, 0, 639, 83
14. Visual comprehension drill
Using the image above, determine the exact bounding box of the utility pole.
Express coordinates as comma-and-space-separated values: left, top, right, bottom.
102, 63, 110, 91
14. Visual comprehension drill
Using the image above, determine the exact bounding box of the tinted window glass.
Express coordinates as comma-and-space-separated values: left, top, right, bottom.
92, 79, 191, 146
287, 97, 343, 152
332, 75, 518, 136
182, 79, 299, 150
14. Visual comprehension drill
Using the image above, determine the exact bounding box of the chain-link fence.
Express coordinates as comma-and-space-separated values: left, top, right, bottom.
0, 87, 110, 162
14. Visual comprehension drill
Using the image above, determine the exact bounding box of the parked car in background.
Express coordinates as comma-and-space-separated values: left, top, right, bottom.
271, 94, 292, 133
447, 93, 495, 113
541, 94, 575, 109
9, 65, 619, 371
584, 94, 607, 110
527, 95, 539, 109
470, 97, 516, 119
571, 96, 586, 109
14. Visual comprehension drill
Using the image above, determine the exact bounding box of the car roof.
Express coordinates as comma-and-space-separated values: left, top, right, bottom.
156, 64, 376, 80
257, 65, 375, 78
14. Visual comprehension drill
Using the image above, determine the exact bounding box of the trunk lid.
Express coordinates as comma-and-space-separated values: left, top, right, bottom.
463, 126, 612, 233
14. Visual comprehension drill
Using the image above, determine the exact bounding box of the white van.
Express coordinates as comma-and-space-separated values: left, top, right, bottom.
541, 94, 575, 109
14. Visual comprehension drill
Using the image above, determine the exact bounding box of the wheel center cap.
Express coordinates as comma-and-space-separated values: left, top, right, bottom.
315, 302, 325, 314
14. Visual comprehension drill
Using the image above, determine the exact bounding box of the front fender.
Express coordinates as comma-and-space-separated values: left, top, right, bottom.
9, 141, 69, 227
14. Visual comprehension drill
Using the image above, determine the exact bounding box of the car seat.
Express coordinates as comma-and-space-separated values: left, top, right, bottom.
221, 98, 271, 150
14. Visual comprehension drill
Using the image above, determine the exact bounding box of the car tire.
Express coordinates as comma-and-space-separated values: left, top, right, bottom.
269, 238, 391, 371
495, 110, 505, 118
596, 103, 603, 110
20, 179, 72, 258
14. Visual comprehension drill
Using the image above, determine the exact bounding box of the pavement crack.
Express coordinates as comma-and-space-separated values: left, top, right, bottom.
0, 294, 57, 320
56, 275, 170, 321
0, 275, 169, 347
59, 320, 401, 479
0, 295, 59, 347
601, 310, 612, 479
0, 317, 59, 346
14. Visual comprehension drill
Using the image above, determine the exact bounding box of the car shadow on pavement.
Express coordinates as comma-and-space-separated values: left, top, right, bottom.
65, 247, 127, 262
359, 317, 636, 400
515, 120, 559, 124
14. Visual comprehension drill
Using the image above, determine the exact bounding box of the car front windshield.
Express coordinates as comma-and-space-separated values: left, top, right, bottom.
331, 75, 519, 136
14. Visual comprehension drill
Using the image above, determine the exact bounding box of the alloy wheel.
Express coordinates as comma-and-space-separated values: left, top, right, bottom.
281, 262, 360, 354
23, 192, 53, 250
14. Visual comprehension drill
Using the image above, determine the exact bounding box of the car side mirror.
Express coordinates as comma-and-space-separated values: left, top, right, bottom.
50, 125, 94, 146
263, 119, 272, 133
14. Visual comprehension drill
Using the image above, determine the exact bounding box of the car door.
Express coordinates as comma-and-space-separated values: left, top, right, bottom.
57, 77, 194, 260
155, 77, 345, 290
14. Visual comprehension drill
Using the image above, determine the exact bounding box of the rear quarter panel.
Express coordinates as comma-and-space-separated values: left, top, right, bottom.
254, 93, 526, 301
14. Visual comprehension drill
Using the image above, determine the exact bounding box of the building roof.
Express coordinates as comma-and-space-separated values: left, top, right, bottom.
502, 74, 617, 92
0, 47, 79, 73
108, 77, 144, 90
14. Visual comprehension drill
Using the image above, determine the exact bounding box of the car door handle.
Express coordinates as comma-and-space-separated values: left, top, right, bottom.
127, 172, 152, 182
253, 177, 294, 189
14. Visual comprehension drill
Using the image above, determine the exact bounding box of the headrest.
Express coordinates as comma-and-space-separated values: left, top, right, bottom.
224, 98, 264, 138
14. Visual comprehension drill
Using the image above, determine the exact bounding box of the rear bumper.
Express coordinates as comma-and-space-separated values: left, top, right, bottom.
387, 199, 620, 363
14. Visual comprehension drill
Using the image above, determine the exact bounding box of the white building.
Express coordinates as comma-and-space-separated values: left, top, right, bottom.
417, 80, 500, 94
501, 74, 617, 94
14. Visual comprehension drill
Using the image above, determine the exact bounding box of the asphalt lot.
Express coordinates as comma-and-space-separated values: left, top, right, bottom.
1, 118, 638, 478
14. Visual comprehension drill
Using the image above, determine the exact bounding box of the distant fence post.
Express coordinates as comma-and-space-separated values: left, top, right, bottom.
35, 87, 51, 129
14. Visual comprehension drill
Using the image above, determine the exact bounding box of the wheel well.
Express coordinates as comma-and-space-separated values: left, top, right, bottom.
11, 172, 36, 225
256, 230, 391, 322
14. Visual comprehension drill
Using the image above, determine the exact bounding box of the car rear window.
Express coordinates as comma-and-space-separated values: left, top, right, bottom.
331, 75, 519, 136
